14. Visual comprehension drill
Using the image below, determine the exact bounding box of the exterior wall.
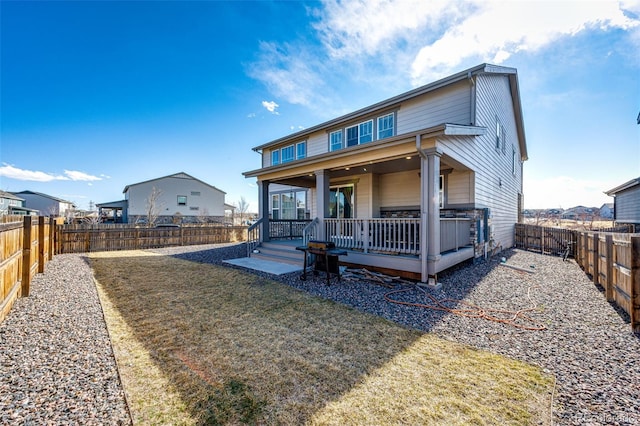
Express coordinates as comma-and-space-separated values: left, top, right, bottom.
464, 73, 522, 250
614, 185, 640, 223
396, 80, 472, 134
446, 170, 474, 206
377, 170, 420, 210
263, 80, 472, 167
126, 175, 226, 219
14, 193, 72, 216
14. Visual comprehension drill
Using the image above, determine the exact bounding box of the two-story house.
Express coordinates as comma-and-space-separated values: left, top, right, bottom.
117, 172, 233, 225
243, 63, 528, 282
10, 190, 75, 218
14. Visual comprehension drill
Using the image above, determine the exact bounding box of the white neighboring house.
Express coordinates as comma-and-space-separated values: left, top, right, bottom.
10, 190, 75, 218
123, 172, 232, 225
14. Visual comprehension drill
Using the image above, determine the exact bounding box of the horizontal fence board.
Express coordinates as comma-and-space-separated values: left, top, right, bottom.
57, 224, 247, 253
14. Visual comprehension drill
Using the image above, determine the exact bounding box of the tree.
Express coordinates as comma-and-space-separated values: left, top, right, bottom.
236, 196, 249, 225
145, 186, 163, 227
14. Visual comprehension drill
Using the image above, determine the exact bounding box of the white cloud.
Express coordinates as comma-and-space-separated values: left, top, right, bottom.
247, 41, 330, 108
247, 0, 639, 107
410, 0, 640, 83
261, 100, 280, 114
0, 164, 103, 182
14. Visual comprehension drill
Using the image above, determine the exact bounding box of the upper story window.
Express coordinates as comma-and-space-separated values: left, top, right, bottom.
296, 141, 306, 160
281, 145, 295, 163
330, 130, 343, 151
330, 113, 394, 152
271, 141, 306, 165
177, 195, 187, 206
496, 117, 506, 153
190, 191, 201, 196
378, 113, 394, 139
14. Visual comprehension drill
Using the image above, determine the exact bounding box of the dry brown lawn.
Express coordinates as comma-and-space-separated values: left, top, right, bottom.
91, 250, 554, 425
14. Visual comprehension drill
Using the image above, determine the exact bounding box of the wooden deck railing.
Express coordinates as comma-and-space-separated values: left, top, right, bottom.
268, 219, 312, 240
324, 218, 472, 256
1, 215, 55, 323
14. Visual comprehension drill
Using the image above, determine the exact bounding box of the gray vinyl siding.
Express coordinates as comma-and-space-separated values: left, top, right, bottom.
615, 185, 640, 223
396, 80, 471, 134
447, 170, 473, 206
378, 170, 420, 209
471, 73, 522, 249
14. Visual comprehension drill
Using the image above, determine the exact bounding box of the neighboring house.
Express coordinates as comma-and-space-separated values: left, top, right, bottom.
120, 172, 231, 225
605, 177, 640, 227
599, 203, 614, 219
244, 63, 528, 281
0, 190, 37, 215
10, 190, 75, 217
561, 206, 595, 220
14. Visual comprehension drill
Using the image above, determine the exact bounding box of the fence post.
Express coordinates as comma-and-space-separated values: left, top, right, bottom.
38, 216, 46, 273
21, 216, 32, 297
630, 236, 640, 333
48, 217, 55, 259
605, 234, 614, 302
592, 233, 599, 284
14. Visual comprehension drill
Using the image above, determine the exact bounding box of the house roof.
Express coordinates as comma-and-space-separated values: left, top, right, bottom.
250, 63, 528, 161
11, 190, 74, 204
0, 190, 24, 201
122, 172, 226, 195
605, 177, 640, 196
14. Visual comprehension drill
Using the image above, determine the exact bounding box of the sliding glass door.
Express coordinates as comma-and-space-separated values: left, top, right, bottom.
329, 185, 354, 219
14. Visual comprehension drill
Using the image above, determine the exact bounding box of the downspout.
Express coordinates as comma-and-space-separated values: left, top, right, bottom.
416, 135, 429, 283
468, 71, 476, 126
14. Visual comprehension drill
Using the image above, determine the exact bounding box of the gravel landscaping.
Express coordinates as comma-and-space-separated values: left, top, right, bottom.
2, 242, 639, 425
0, 254, 131, 425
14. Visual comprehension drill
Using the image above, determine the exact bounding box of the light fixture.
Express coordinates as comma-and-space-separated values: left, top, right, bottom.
345, 167, 350, 170
363, 167, 367, 172
406, 156, 411, 160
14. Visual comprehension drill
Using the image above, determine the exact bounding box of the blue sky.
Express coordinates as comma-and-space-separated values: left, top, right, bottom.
1, 0, 639, 212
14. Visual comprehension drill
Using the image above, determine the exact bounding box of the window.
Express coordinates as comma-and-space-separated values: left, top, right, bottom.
270, 191, 307, 220
271, 150, 280, 165
190, 206, 199, 211
359, 120, 373, 143
495, 118, 502, 151
271, 194, 280, 219
190, 191, 201, 196
329, 184, 354, 218
295, 190, 306, 219
512, 145, 517, 175
346, 125, 358, 147
281, 145, 294, 163
378, 113, 394, 139
296, 142, 306, 160
330, 130, 343, 151
177, 196, 187, 206
439, 175, 444, 208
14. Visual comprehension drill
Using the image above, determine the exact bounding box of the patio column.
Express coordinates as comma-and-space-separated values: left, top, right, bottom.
259, 179, 270, 242
315, 169, 330, 241
426, 148, 442, 266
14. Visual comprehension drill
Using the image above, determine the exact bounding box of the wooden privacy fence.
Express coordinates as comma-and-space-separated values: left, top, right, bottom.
514, 223, 577, 257
1, 216, 55, 323
56, 223, 247, 253
575, 231, 640, 333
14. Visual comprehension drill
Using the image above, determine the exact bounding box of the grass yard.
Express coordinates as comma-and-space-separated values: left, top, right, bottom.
90, 250, 554, 425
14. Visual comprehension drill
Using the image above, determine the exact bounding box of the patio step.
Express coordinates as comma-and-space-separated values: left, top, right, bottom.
250, 242, 305, 266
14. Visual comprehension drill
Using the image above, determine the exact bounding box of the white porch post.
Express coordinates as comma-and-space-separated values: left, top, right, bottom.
258, 179, 270, 242
426, 148, 442, 270
420, 155, 429, 282
315, 169, 330, 241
